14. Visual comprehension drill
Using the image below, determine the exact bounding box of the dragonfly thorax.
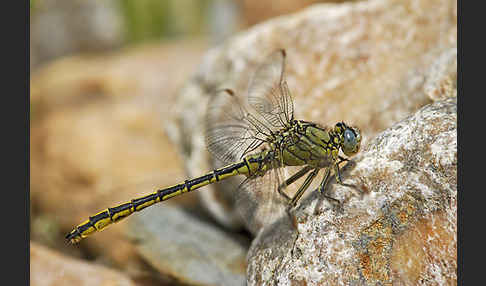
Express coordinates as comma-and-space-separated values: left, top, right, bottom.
268, 120, 361, 169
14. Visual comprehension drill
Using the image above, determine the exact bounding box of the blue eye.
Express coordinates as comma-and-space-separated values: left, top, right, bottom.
342, 128, 360, 156
344, 129, 356, 145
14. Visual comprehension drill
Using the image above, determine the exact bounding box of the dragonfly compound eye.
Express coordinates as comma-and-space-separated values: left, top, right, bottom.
342, 128, 361, 156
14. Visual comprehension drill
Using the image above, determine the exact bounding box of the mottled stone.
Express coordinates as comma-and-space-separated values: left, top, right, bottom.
30, 242, 135, 286
170, 0, 457, 233
424, 47, 457, 101
247, 97, 456, 285
126, 205, 248, 286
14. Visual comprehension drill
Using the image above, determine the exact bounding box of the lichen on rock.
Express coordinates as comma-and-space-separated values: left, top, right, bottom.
247, 97, 457, 286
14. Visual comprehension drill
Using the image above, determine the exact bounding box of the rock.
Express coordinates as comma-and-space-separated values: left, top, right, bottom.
170, 0, 457, 233
30, 242, 135, 286
30, 40, 207, 269
424, 47, 457, 101
30, 0, 124, 70
239, 0, 332, 27
247, 97, 457, 285
126, 204, 248, 286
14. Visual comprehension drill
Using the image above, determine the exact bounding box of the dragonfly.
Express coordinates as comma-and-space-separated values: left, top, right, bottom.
66, 49, 361, 243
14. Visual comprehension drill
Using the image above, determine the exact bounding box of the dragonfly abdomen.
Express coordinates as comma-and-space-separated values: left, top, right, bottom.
66, 159, 259, 243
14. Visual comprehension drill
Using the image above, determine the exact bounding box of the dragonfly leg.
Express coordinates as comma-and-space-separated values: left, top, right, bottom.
333, 162, 344, 185
278, 166, 313, 201
338, 156, 349, 164
334, 155, 353, 185
289, 168, 319, 208
317, 167, 331, 193
317, 167, 341, 205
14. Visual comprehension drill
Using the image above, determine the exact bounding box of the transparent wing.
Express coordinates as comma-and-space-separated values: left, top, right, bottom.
234, 163, 329, 235
205, 49, 295, 164
205, 89, 270, 164
235, 164, 287, 235
204, 50, 305, 234
247, 49, 294, 129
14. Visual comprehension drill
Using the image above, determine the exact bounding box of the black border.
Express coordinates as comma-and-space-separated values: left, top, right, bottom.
27, 1, 31, 285
13, 0, 29, 285
456, 0, 462, 282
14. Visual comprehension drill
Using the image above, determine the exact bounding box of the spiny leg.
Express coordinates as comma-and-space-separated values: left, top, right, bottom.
334, 155, 352, 184
338, 156, 349, 164
333, 161, 345, 185
335, 156, 362, 195
317, 167, 331, 194
289, 168, 319, 208
317, 167, 341, 206
277, 166, 313, 201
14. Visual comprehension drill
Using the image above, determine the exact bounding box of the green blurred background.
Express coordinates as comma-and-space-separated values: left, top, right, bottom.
30, 0, 329, 71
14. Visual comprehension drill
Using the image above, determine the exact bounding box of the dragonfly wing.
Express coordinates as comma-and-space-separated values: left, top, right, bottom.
247, 49, 294, 129
235, 165, 288, 235
205, 89, 267, 164
205, 50, 295, 163
234, 164, 328, 235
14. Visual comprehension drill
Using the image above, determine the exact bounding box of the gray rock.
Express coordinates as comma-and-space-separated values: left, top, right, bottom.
247, 97, 457, 285
126, 204, 248, 286
31, 242, 135, 286
30, 0, 124, 70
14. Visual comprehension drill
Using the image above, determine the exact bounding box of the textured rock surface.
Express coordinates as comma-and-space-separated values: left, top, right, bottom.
170, 0, 457, 233
30, 242, 135, 286
423, 47, 457, 101
127, 205, 248, 286
247, 97, 457, 285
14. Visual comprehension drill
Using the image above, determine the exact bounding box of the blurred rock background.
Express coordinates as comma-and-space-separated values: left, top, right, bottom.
30, 0, 456, 285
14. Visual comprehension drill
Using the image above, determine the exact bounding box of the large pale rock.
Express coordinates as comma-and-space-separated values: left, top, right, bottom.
170, 0, 457, 232
127, 205, 248, 286
247, 97, 457, 285
30, 242, 135, 286
423, 47, 457, 101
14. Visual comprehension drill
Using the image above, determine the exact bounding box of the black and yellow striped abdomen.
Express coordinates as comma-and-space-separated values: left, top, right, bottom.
66, 155, 267, 243
66, 120, 359, 243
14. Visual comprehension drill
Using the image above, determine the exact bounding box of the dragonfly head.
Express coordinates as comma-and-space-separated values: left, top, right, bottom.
335, 122, 361, 157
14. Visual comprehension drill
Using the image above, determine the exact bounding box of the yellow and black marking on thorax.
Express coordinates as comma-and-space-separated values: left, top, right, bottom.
66, 153, 272, 243
272, 120, 345, 168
